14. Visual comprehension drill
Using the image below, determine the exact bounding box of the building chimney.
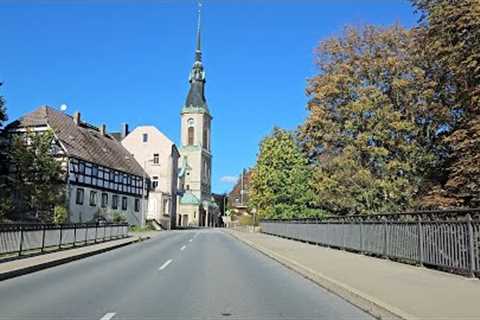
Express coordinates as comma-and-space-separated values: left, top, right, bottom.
121, 123, 129, 139
73, 111, 81, 125
100, 124, 107, 136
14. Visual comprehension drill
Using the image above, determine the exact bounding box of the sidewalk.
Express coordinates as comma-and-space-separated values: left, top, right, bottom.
0, 235, 149, 281
227, 229, 480, 320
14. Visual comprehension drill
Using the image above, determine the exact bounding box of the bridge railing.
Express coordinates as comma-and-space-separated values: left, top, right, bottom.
260, 209, 480, 277
0, 223, 129, 257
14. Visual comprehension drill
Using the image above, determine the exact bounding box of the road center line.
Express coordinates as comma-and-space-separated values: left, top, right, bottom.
180, 245, 186, 251
99, 313, 116, 320
158, 259, 173, 271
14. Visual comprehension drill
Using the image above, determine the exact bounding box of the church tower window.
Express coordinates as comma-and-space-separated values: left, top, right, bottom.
187, 118, 195, 145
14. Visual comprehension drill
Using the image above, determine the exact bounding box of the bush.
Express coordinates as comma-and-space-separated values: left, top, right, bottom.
112, 211, 127, 223
53, 205, 68, 224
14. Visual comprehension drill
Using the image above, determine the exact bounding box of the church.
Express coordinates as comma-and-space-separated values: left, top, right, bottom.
176, 2, 219, 227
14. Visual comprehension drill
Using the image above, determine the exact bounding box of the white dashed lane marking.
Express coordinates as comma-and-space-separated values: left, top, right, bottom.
100, 312, 116, 320
180, 245, 186, 251
158, 259, 173, 271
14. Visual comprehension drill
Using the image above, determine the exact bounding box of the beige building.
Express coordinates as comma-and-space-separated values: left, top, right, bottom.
122, 126, 179, 229
177, 5, 219, 227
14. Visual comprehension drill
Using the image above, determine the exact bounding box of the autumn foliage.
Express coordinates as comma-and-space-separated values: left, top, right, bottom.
249, 0, 480, 217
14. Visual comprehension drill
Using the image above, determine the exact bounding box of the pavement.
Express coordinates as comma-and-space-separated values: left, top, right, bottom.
0, 233, 152, 281
0, 229, 373, 320
228, 229, 480, 320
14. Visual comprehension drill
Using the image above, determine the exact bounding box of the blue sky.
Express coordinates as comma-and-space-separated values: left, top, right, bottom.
1, 0, 418, 193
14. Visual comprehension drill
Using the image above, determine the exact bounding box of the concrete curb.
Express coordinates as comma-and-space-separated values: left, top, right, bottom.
227, 230, 414, 320
0, 236, 149, 282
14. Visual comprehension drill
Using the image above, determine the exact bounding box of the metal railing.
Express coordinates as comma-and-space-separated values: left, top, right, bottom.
0, 223, 129, 257
260, 209, 480, 277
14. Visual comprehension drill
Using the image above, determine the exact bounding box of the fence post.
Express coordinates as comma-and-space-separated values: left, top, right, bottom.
84, 225, 88, 245
73, 224, 77, 247
467, 214, 475, 277
104, 225, 107, 242
41, 225, 46, 253
59, 225, 63, 249
359, 221, 363, 253
418, 216, 424, 266
384, 217, 389, 258
94, 224, 98, 244
18, 227, 24, 256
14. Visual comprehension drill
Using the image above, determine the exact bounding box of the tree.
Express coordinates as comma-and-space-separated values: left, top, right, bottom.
11, 130, 65, 222
0, 83, 11, 221
412, 0, 480, 206
249, 128, 315, 219
0, 83, 6, 127
299, 25, 447, 214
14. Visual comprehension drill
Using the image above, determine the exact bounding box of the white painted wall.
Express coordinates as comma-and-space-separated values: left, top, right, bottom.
121, 126, 179, 228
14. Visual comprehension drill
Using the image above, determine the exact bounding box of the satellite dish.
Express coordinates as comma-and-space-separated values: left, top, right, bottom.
60, 104, 68, 112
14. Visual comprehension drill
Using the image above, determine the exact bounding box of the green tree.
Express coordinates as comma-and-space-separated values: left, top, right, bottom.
0, 83, 11, 221
412, 0, 480, 206
11, 130, 65, 222
249, 128, 315, 219
299, 25, 446, 214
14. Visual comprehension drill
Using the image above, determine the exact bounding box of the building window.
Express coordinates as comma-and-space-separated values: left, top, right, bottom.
76, 188, 84, 205
188, 126, 194, 145
122, 196, 128, 210
134, 198, 140, 212
142, 133, 148, 143
92, 165, 98, 177
89, 191, 97, 206
186, 184, 190, 190
112, 195, 118, 209
153, 153, 159, 164
163, 199, 169, 216
101, 193, 108, 208
152, 177, 158, 190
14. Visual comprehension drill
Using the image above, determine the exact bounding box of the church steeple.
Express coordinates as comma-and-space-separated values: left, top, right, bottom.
185, 0, 208, 110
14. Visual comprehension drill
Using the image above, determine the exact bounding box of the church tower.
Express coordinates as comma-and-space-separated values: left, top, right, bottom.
178, 1, 215, 227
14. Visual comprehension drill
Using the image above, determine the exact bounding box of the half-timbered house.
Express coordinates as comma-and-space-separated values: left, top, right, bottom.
7, 106, 147, 225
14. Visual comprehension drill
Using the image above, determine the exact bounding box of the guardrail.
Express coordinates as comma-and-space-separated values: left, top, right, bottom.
0, 223, 129, 257
260, 209, 480, 277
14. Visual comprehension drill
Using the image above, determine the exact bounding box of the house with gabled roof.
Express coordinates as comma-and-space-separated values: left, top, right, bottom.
6, 106, 147, 225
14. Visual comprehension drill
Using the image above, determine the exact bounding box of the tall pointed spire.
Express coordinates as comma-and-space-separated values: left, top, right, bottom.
195, 0, 202, 62
185, 0, 208, 110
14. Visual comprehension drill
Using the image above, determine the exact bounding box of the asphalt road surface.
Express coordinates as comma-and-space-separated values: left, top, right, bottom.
0, 229, 374, 320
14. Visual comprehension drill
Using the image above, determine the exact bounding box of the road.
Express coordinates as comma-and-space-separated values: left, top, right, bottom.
0, 229, 373, 320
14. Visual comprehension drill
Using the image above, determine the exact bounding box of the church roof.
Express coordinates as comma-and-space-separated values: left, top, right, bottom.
7, 106, 146, 177
184, 1, 209, 112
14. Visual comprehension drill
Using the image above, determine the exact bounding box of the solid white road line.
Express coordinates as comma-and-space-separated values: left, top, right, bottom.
189, 239, 193, 242
158, 259, 173, 271
100, 312, 116, 320
180, 245, 186, 251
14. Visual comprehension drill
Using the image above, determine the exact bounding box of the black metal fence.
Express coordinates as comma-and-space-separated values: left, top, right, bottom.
0, 223, 129, 256
260, 209, 480, 277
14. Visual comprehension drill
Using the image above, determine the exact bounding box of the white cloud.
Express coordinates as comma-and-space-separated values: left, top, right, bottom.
220, 176, 238, 184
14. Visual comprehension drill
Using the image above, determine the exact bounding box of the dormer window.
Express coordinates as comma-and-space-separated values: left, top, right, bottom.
142, 133, 148, 143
